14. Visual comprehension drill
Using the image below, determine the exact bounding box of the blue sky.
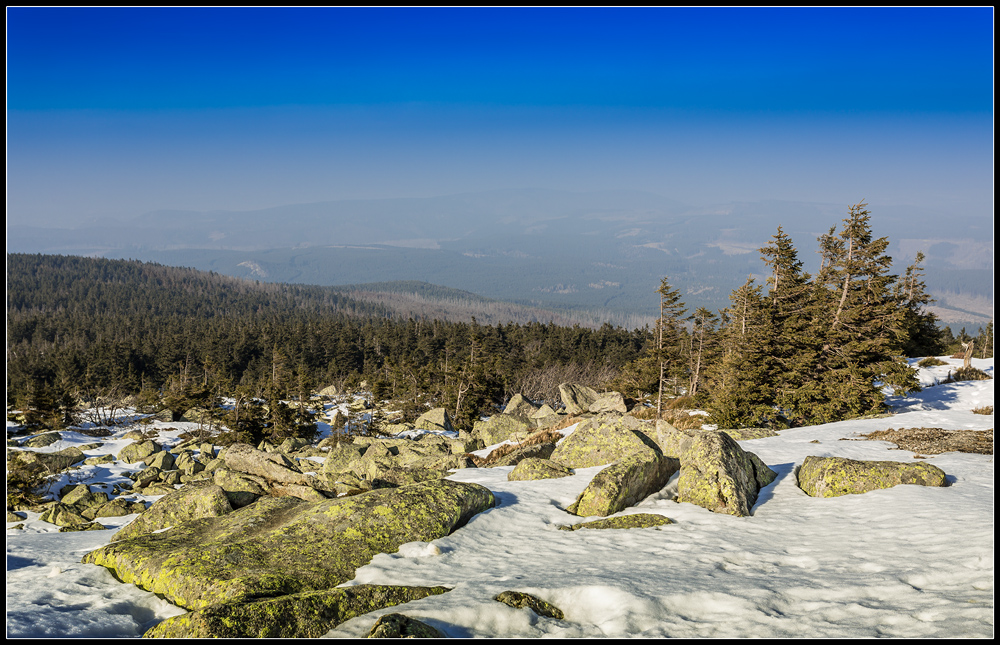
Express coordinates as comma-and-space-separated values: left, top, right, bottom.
6, 7, 994, 225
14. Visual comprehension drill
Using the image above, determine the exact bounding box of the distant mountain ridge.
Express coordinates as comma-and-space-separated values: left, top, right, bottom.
6, 188, 992, 326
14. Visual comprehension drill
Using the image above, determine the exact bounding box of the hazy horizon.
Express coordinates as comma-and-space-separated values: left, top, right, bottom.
6, 7, 994, 229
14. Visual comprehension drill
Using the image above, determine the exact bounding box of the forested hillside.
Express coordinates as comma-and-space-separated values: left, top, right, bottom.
7, 253, 649, 430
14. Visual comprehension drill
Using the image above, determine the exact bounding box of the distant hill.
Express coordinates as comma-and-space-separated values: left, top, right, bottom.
7, 189, 992, 327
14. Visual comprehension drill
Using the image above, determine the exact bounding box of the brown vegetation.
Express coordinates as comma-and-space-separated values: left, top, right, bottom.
471, 429, 565, 467
860, 427, 993, 455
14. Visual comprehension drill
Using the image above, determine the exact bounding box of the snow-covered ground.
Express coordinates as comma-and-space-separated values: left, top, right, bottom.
6, 357, 994, 638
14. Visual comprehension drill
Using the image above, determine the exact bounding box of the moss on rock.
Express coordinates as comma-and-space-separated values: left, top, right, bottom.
797, 455, 947, 498
144, 585, 450, 639
569, 448, 679, 517
507, 458, 574, 481
83, 479, 494, 611
112, 480, 234, 542
494, 590, 564, 620
558, 513, 673, 531
675, 431, 776, 517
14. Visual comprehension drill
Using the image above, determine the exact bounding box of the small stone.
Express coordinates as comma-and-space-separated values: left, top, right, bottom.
368, 613, 445, 638
494, 590, 564, 620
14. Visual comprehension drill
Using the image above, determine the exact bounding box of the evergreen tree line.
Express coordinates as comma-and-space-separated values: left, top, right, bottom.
7, 204, 990, 435
7, 253, 647, 431
629, 202, 991, 429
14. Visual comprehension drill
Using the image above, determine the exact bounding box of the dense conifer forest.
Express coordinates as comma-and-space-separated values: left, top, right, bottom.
6, 203, 993, 436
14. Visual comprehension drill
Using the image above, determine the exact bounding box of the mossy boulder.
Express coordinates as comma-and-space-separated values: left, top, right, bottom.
146, 451, 176, 471
368, 612, 446, 639
23, 432, 62, 448
11, 446, 87, 473
118, 440, 162, 465
568, 448, 680, 517
494, 590, 564, 620
39, 503, 92, 528
797, 456, 947, 498
558, 513, 673, 531
548, 414, 652, 468
675, 431, 776, 517
84, 454, 115, 466
112, 480, 234, 542
507, 457, 575, 481
503, 394, 540, 417
558, 383, 600, 416
212, 468, 269, 508
82, 479, 494, 611
414, 408, 454, 433
588, 391, 628, 414
473, 414, 533, 447
487, 442, 557, 468
145, 585, 450, 639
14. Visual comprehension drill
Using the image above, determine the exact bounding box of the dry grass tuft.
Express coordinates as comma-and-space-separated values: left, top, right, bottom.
943, 366, 992, 382
972, 406, 993, 415
917, 357, 948, 368
860, 427, 993, 455
472, 429, 565, 467
628, 405, 705, 430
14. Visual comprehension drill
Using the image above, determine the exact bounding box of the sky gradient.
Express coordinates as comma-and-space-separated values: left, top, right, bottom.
6, 7, 994, 225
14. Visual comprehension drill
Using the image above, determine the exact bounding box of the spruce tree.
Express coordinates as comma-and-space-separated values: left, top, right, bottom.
810, 201, 919, 422
759, 226, 822, 425
707, 277, 777, 428
653, 277, 689, 420
895, 252, 947, 357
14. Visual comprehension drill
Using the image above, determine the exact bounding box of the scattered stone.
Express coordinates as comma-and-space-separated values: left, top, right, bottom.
11, 447, 87, 474
494, 590, 564, 620
558, 513, 673, 531
39, 504, 92, 528
84, 454, 115, 466
568, 448, 679, 517
588, 391, 628, 415
503, 394, 540, 417
146, 451, 177, 471
558, 383, 600, 416
117, 440, 162, 465
797, 456, 947, 498
414, 408, 454, 433
146, 585, 450, 639
7, 511, 27, 522
473, 415, 533, 446
59, 522, 108, 532
23, 432, 61, 448
549, 414, 651, 468
368, 612, 446, 639
111, 480, 235, 542
507, 458, 574, 481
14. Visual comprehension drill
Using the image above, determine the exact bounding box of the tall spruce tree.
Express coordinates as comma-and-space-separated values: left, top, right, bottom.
653, 276, 689, 420
895, 252, 947, 358
810, 201, 919, 422
759, 226, 823, 426
707, 277, 777, 428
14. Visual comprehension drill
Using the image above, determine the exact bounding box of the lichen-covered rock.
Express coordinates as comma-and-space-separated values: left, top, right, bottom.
118, 440, 161, 465
558, 383, 600, 415
39, 503, 92, 528
548, 414, 652, 468
82, 479, 494, 611
212, 468, 269, 508
84, 454, 115, 466
473, 415, 533, 447
569, 448, 680, 517
676, 431, 776, 517
507, 458, 575, 481
224, 443, 311, 485
322, 442, 368, 478
797, 456, 947, 498
11, 447, 87, 473
368, 612, 446, 639
447, 431, 484, 454
503, 394, 540, 417
112, 480, 234, 542
23, 432, 61, 448
488, 442, 557, 468
588, 391, 628, 414
414, 408, 454, 433
494, 590, 564, 620
558, 513, 674, 531
145, 585, 450, 639
146, 451, 176, 471
61, 485, 109, 509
